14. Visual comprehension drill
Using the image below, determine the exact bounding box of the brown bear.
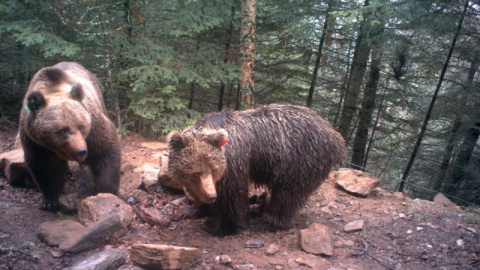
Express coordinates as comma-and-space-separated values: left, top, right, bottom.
19, 62, 121, 211
167, 104, 345, 235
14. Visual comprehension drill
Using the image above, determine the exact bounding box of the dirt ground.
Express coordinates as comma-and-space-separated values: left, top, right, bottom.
1, 123, 480, 270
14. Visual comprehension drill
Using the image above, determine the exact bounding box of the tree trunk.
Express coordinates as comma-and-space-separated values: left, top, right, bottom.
434, 60, 478, 192
188, 82, 195, 110
218, 5, 236, 111
337, 0, 371, 142
398, 0, 469, 192
444, 123, 480, 196
306, 4, 331, 108
350, 26, 384, 169
239, 0, 256, 109
363, 77, 388, 169
434, 120, 461, 191
99, 5, 121, 128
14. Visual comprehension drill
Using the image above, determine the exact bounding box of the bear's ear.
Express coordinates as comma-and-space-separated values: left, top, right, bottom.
205, 129, 228, 148
39, 67, 68, 84
26, 91, 46, 112
69, 83, 84, 101
168, 131, 186, 150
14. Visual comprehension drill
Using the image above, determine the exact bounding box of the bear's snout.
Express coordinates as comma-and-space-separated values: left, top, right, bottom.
76, 148, 87, 161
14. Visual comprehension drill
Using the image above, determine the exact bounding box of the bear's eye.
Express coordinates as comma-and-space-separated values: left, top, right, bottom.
57, 128, 70, 137
192, 172, 202, 179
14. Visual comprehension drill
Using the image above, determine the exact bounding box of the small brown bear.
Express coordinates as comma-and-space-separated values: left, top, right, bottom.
167, 104, 345, 235
19, 62, 121, 211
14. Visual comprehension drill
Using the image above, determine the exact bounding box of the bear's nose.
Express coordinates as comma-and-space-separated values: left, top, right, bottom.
76, 148, 87, 160
206, 194, 217, 204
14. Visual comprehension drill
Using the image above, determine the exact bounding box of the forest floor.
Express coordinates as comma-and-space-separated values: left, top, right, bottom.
1, 122, 480, 270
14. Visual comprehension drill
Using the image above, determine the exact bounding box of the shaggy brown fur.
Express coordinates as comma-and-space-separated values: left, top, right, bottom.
19, 62, 121, 211
168, 104, 345, 235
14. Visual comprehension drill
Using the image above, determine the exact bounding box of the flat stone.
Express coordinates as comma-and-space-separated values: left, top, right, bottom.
59, 193, 80, 214
334, 168, 380, 197
130, 244, 199, 270
265, 244, 279, 255
135, 163, 161, 193
245, 239, 266, 248
59, 214, 127, 253
65, 248, 127, 270
298, 223, 334, 256
78, 193, 134, 227
344, 220, 365, 232
158, 156, 182, 191
137, 206, 171, 227
433, 193, 458, 208
37, 219, 86, 246
119, 171, 143, 198
128, 189, 149, 203
0, 149, 34, 187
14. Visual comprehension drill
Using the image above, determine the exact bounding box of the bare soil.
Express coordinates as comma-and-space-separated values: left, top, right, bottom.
1, 123, 479, 270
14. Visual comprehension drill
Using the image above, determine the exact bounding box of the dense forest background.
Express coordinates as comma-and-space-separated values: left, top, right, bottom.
0, 0, 479, 205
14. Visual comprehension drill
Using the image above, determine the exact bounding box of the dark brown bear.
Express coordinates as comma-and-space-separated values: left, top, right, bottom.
19, 62, 121, 211
167, 104, 345, 235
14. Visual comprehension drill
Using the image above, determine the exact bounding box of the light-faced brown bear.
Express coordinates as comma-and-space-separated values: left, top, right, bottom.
19, 62, 121, 211
167, 104, 346, 235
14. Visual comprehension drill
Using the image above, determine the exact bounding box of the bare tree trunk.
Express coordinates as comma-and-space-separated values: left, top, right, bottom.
351, 25, 384, 169
398, 0, 469, 192
218, 5, 236, 111
434, 60, 478, 192
188, 82, 195, 110
337, 0, 371, 143
98, 4, 121, 128
434, 120, 461, 191
444, 123, 480, 196
334, 37, 354, 125
363, 77, 388, 169
239, 0, 256, 109
306, 4, 331, 108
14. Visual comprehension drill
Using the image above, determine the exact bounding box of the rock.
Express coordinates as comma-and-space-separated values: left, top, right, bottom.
158, 156, 183, 191
157, 156, 183, 191
0, 149, 34, 187
65, 248, 127, 270
344, 220, 365, 232
37, 220, 86, 246
119, 171, 143, 198
50, 250, 65, 258
433, 193, 459, 208
118, 266, 144, 270
295, 257, 316, 268
298, 223, 334, 256
245, 239, 266, 248
141, 142, 168, 150
405, 199, 438, 216
78, 193, 134, 227
456, 239, 464, 246
265, 243, 279, 255
334, 168, 380, 197
121, 163, 136, 173
215, 254, 232, 264
137, 206, 171, 227
59, 214, 127, 253
59, 193, 80, 214
130, 244, 199, 270
135, 163, 161, 193
129, 189, 149, 203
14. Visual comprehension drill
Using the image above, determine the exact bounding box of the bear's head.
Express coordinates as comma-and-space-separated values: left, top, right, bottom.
167, 129, 228, 204
24, 67, 91, 163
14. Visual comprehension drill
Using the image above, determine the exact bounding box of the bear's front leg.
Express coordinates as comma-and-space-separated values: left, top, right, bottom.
24, 149, 68, 212
86, 145, 121, 195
